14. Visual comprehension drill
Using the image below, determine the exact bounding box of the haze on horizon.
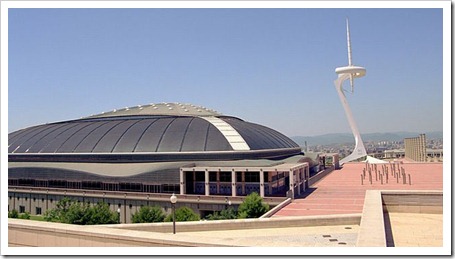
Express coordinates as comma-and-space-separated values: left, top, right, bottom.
7, 5, 444, 137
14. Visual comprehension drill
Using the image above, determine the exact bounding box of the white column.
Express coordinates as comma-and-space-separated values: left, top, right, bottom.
259, 169, 265, 198
305, 165, 309, 190
289, 170, 294, 199
179, 169, 185, 195
205, 169, 210, 196
231, 170, 237, 197
296, 169, 301, 196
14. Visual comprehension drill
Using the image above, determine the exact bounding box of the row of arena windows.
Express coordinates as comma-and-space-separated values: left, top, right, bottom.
8, 179, 180, 193
193, 171, 284, 183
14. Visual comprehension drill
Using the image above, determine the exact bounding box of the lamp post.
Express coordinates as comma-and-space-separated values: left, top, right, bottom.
170, 193, 177, 234
117, 208, 121, 224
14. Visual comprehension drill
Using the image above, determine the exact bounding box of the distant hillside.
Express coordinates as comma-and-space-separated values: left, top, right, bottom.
291, 131, 443, 146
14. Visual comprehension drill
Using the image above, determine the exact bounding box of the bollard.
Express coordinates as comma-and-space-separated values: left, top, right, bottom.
361, 174, 363, 185
386, 172, 388, 184
380, 174, 383, 185
408, 174, 411, 185
396, 174, 399, 183
402, 172, 406, 184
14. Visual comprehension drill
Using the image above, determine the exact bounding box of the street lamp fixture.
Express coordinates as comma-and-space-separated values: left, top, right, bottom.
117, 208, 121, 224
170, 193, 177, 234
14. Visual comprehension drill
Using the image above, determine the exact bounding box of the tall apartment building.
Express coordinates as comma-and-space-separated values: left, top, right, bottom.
404, 134, 427, 162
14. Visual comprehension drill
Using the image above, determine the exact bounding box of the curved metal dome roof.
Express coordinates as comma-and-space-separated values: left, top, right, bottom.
8, 103, 301, 161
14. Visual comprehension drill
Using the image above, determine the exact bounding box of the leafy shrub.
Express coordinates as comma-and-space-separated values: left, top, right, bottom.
206, 208, 237, 220
131, 206, 165, 223
44, 198, 118, 225
164, 206, 200, 222
8, 209, 19, 218
18, 212, 31, 220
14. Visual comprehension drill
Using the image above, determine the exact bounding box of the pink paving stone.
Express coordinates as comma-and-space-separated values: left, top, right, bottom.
272, 162, 443, 217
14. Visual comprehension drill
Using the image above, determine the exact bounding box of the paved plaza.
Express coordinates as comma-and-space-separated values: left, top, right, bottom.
177, 224, 360, 247
273, 162, 443, 217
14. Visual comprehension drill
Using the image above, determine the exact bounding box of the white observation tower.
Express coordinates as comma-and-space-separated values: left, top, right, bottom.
334, 18, 367, 164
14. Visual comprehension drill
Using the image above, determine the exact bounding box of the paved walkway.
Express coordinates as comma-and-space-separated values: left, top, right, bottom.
273, 162, 443, 217
177, 224, 360, 247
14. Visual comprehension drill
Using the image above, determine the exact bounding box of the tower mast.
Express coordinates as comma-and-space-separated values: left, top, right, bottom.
334, 18, 367, 164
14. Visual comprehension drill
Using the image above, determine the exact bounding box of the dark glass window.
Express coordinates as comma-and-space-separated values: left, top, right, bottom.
219, 172, 231, 182
82, 181, 102, 190
209, 172, 217, 182
245, 172, 259, 182
49, 180, 67, 188
195, 171, 205, 182
19, 206, 25, 213
162, 184, 179, 193
119, 183, 142, 192
18, 179, 35, 186
36, 207, 42, 215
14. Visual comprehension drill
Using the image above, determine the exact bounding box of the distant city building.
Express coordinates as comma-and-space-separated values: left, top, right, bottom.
404, 134, 427, 162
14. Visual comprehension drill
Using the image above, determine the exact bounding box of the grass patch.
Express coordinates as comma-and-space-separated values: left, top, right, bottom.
29, 215, 46, 221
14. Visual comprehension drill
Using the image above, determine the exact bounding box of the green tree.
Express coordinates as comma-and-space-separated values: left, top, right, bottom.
44, 197, 74, 223
237, 192, 269, 218
164, 206, 200, 222
131, 206, 165, 223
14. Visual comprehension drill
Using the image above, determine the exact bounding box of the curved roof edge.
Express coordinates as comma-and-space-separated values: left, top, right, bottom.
84, 102, 223, 119
8, 147, 303, 163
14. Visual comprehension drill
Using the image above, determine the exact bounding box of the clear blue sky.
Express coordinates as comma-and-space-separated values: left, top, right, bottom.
7, 6, 444, 137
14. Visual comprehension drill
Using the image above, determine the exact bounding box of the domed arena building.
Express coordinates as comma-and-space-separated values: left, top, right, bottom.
8, 103, 318, 221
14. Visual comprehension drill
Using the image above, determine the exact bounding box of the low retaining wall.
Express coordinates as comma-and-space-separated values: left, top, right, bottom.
110, 213, 361, 233
381, 190, 443, 214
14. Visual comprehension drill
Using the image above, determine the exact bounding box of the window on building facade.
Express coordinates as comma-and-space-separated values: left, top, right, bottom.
245, 172, 259, 182
219, 172, 231, 182
209, 172, 217, 182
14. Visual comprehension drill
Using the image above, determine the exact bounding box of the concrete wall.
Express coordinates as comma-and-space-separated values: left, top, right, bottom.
382, 191, 443, 214
8, 219, 223, 247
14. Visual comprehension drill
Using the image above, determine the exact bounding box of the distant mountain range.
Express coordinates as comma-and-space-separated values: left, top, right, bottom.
291, 131, 443, 146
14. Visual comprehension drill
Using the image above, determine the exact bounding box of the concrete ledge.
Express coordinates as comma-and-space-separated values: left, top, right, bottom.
110, 213, 361, 233
356, 190, 386, 247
